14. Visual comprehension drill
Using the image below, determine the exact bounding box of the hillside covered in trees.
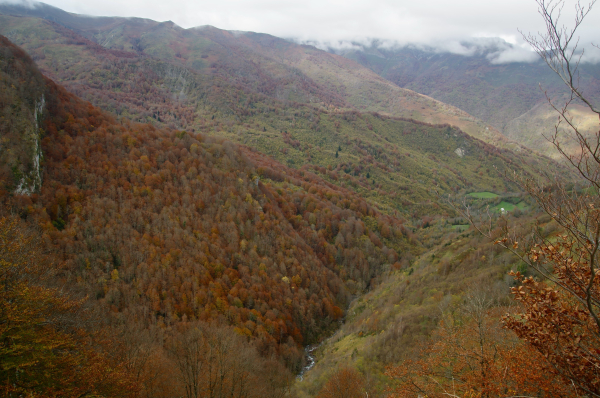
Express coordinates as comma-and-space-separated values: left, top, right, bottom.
1, 0, 597, 396
335, 42, 600, 160
0, 33, 426, 396
0, 3, 567, 225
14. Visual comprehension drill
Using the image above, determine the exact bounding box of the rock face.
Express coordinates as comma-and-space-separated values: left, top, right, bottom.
13, 94, 44, 195
0, 35, 46, 195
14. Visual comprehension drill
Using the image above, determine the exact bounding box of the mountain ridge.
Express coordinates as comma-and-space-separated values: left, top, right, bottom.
0, 1, 525, 152
0, 33, 419, 374
0, 3, 569, 225
0, 4, 585, 396
334, 41, 600, 159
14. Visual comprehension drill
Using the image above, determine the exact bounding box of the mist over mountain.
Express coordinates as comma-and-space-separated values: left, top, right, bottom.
3, 0, 599, 67
300, 37, 540, 65
2, 0, 600, 60
2, 0, 597, 160
325, 39, 600, 159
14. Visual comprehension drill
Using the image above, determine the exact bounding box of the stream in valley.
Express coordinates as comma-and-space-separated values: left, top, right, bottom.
296, 299, 355, 381
297, 344, 320, 381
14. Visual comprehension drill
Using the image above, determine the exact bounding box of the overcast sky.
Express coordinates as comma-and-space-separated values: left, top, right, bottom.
4, 0, 600, 62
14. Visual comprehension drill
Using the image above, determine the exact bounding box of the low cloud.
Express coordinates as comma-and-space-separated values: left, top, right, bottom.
1, 0, 598, 64
298, 37, 541, 65
486, 46, 539, 64
580, 46, 600, 64
449, 38, 540, 64
0, 0, 40, 7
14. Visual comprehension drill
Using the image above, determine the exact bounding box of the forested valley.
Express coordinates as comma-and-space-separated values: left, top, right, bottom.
1, 1, 600, 397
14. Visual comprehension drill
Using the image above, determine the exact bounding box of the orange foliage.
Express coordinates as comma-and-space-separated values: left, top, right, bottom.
317, 367, 370, 398
2, 45, 408, 372
385, 302, 575, 398
504, 236, 600, 396
0, 216, 137, 397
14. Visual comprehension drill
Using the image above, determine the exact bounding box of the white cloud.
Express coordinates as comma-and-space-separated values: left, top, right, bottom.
487, 46, 539, 64
300, 37, 541, 64
2, 0, 599, 63
581, 46, 600, 64
0, 0, 39, 7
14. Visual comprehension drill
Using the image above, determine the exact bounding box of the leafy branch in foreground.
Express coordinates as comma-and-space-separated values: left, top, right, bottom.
522, 0, 600, 187
385, 292, 574, 398
452, 0, 600, 395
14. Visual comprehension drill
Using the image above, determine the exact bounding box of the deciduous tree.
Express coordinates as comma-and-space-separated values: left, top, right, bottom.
459, 1, 600, 395
317, 367, 370, 398
0, 216, 136, 397
385, 292, 575, 398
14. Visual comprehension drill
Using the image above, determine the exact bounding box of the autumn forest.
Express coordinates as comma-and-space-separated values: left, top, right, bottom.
1, 0, 600, 397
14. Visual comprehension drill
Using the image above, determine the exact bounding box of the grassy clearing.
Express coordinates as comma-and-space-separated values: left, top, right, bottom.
496, 201, 516, 211
491, 201, 528, 213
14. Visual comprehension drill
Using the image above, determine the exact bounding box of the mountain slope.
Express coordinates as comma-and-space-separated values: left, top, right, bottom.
504, 102, 598, 155
336, 43, 600, 159
0, 36, 45, 194
0, 6, 568, 225
1, 35, 421, 374
294, 197, 558, 397
0, 8, 583, 398
0, 2, 521, 151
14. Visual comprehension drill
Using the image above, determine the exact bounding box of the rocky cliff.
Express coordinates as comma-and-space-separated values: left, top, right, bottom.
0, 35, 45, 195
